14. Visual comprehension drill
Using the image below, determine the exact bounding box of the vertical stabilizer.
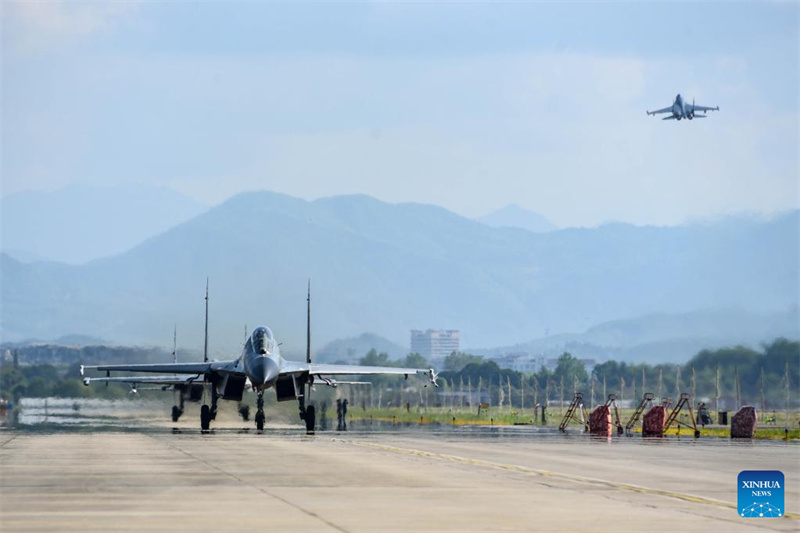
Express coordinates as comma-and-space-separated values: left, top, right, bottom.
204, 278, 209, 363
306, 279, 312, 364
173, 324, 178, 363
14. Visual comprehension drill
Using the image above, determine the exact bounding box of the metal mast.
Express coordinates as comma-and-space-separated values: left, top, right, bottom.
306, 279, 312, 364
204, 278, 209, 363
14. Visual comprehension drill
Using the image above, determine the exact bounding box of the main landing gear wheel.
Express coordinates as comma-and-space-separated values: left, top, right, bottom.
171, 405, 182, 423
305, 405, 316, 434
210, 386, 219, 421
200, 404, 211, 431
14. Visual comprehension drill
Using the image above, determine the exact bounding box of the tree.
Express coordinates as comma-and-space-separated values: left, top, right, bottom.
552, 353, 588, 387
359, 349, 391, 367
443, 352, 483, 372
0, 366, 27, 401
26, 377, 51, 397
401, 353, 430, 369
52, 379, 91, 398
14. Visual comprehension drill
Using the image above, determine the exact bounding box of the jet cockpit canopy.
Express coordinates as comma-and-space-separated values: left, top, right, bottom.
251, 326, 275, 354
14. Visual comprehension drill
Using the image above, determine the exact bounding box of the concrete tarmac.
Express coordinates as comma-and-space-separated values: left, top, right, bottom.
1, 427, 798, 532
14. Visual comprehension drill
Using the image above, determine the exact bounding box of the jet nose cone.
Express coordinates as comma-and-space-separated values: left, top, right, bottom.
249, 357, 279, 386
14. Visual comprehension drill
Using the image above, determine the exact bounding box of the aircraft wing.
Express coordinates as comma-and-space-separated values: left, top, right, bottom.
83, 374, 204, 386
313, 379, 373, 388
280, 361, 438, 386
691, 104, 719, 113
646, 106, 672, 116
81, 361, 237, 376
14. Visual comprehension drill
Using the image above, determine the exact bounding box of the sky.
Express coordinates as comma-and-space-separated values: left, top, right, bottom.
2, 1, 798, 227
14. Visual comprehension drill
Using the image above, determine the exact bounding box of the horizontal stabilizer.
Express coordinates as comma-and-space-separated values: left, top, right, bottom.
662, 116, 676, 120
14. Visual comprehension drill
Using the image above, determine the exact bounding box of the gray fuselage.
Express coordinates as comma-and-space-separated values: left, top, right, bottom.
242, 326, 282, 391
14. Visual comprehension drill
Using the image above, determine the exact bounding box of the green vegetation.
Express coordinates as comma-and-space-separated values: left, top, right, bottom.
0, 363, 129, 401
592, 338, 798, 407
359, 349, 430, 370
344, 406, 537, 426
2, 338, 796, 432
442, 352, 484, 372
341, 339, 798, 431
342, 405, 799, 440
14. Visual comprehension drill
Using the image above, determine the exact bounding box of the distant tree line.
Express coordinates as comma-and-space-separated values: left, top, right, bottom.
2, 339, 796, 411
363, 339, 798, 411
1, 344, 173, 367
1, 362, 130, 401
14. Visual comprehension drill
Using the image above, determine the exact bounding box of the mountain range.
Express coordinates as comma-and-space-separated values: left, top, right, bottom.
314, 333, 408, 363
478, 204, 557, 233
1, 191, 797, 361
1, 183, 208, 264
473, 308, 799, 363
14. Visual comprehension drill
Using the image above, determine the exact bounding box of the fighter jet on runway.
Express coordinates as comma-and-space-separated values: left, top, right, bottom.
647, 94, 719, 120
82, 283, 438, 433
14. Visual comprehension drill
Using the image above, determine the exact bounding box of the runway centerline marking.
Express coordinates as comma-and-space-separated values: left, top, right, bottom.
329, 438, 799, 521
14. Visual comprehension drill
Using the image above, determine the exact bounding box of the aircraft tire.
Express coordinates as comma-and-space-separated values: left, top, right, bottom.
171, 405, 181, 422
256, 410, 265, 431
305, 405, 316, 434
201, 404, 211, 431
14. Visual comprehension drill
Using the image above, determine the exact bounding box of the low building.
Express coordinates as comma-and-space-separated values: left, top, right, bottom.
491, 352, 541, 374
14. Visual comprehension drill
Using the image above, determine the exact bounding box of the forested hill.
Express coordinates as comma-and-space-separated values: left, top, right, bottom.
1, 191, 796, 354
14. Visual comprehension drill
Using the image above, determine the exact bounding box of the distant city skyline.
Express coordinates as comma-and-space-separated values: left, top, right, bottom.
3, 2, 797, 227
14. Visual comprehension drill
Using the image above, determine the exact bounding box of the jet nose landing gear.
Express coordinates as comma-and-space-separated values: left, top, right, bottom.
255, 392, 265, 431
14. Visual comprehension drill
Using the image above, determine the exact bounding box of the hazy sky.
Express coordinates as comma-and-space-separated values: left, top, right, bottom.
3, 2, 798, 227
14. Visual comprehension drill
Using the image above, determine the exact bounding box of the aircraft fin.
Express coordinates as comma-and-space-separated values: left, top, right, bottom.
662, 116, 677, 120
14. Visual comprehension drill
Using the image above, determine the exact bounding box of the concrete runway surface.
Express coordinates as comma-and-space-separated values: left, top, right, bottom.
1, 426, 798, 532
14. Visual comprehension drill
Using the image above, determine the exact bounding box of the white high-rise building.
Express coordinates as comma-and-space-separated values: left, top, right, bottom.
410, 329, 460, 359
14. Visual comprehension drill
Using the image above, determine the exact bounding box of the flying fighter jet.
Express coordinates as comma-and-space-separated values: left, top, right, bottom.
646, 94, 719, 120
81, 282, 438, 433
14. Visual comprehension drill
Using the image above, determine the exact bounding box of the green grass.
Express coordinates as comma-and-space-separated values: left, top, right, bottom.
342, 406, 800, 439
341, 407, 537, 426
655, 426, 800, 440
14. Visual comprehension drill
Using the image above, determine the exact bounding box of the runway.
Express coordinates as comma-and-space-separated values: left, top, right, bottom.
1, 425, 797, 532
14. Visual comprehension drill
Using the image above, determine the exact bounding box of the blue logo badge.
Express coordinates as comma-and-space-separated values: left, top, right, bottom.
738, 470, 784, 518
